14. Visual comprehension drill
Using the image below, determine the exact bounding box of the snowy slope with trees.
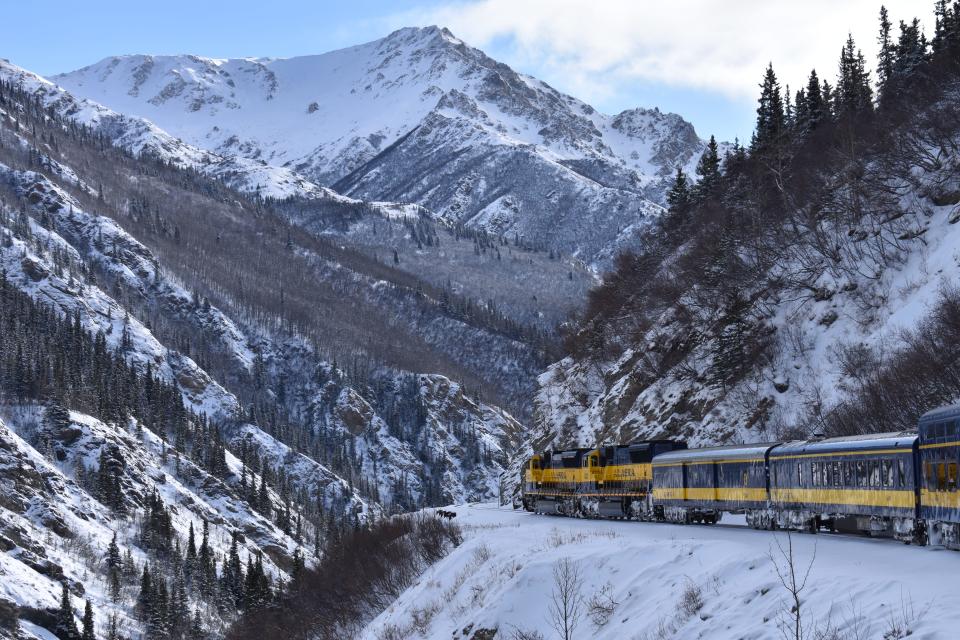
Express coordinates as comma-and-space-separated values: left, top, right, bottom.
530, 3, 960, 458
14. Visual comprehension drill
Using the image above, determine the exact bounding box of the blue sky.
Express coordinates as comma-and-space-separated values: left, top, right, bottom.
3, 0, 930, 142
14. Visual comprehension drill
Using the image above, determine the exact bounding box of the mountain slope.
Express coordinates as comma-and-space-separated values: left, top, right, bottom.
530, 47, 960, 453
53, 26, 711, 264
0, 51, 532, 638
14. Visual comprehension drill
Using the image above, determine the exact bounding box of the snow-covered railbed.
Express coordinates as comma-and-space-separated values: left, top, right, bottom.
362, 503, 960, 639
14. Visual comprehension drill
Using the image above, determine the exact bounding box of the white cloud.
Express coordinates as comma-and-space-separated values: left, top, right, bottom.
386, 0, 931, 101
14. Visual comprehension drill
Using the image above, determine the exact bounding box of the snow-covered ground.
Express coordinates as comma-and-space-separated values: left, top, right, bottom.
363, 504, 960, 640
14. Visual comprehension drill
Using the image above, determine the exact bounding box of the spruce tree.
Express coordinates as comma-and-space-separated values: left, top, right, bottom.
877, 5, 895, 95
752, 63, 786, 150
666, 167, 690, 213
81, 600, 95, 640
694, 136, 721, 198
138, 565, 154, 622
805, 70, 825, 131
107, 532, 122, 600
836, 34, 873, 116
53, 582, 80, 640
185, 521, 198, 583
44, 400, 71, 434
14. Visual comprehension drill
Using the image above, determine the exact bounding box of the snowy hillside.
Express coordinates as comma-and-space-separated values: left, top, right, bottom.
362, 504, 958, 640
0, 58, 341, 202
529, 35, 960, 453
54, 26, 712, 264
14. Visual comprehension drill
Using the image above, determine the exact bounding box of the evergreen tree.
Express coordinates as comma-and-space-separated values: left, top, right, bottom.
821, 80, 835, 118
666, 167, 691, 212
893, 18, 928, 81
44, 400, 71, 434
138, 564, 154, 622
81, 600, 95, 640
198, 519, 213, 596
752, 63, 786, 150
96, 445, 125, 513
106, 532, 122, 600
694, 135, 722, 198
185, 521, 198, 583
291, 547, 305, 589
877, 5, 895, 95
190, 610, 205, 640
222, 532, 244, 610
836, 34, 873, 116
53, 582, 80, 640
802, 70, 825, 132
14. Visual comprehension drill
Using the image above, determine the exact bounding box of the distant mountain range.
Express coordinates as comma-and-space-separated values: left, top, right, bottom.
54, 26, 713, 265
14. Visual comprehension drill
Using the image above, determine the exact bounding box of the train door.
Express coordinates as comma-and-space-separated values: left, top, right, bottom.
584, 450, 602, 493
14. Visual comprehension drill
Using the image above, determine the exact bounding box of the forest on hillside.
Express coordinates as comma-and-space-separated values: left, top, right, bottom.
559, 1, 960, 441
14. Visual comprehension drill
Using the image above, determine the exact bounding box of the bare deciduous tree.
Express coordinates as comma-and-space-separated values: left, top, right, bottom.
769, 531, 817, 640
548, 557, 584, 640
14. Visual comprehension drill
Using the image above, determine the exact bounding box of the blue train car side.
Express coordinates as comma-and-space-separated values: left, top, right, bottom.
918, 404, 960, 548
766, 432, 922, 542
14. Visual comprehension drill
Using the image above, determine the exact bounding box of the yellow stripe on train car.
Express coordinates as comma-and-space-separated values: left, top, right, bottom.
652, 487, 686, 500
653, 487, 768, 502
652, 458, 765, 468
770, 488, 914, 508
599, 463, 652, 482
920, 440, 960, 450
921, 488, 960, 508
716, 487, 768, 502
769, 448, 910, 461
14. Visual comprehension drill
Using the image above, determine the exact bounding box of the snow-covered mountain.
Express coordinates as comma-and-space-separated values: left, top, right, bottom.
0, 64, 529, 637
54, 26, 711, 264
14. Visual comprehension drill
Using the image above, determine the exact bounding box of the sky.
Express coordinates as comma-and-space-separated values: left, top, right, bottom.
2, 0, 933, 142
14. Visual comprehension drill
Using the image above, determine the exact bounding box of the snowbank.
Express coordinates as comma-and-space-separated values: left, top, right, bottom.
363, 504, 960, 639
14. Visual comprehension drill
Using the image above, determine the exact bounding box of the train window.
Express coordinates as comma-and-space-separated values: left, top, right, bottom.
798, 463, 804, 486
881, 460, 892, 488
811, 462, 818, 487
937, 463, 947, 491
854, 461, 863, 487
869, 461, 879, 488
834, 461, 842, 487
949, 463, 958, 491
897, 459, 906, 488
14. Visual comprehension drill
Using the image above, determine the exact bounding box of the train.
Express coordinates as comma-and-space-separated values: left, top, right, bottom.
521, 403, 960, 548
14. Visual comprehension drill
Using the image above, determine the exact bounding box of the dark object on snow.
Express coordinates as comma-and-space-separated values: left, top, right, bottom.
435, 509, 457, 520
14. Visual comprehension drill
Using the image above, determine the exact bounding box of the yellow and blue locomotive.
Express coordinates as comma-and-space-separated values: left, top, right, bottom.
522, 441, 686, 518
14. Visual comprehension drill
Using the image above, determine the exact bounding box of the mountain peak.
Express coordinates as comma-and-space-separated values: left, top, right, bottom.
380, 25, 463, 48
52, 26, 712, 265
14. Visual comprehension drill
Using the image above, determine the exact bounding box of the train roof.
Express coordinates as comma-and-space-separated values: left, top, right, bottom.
653, 443, 778, 465
547, 448, 592, 457
770, 431, 917, 457
920, 403, 960, 422
614, 440, 685, 450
